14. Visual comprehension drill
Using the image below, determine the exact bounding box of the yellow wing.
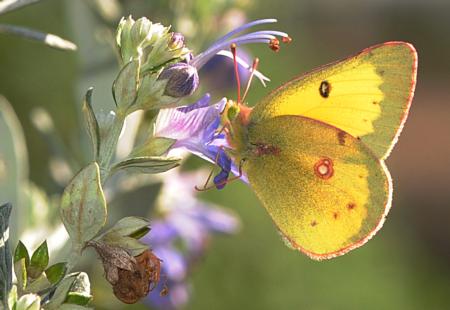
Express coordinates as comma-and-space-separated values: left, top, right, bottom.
244, 115, 391, 260
251, 42, 417, 159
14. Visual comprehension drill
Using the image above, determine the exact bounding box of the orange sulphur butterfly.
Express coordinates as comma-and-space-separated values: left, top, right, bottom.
224, 41, 417, 260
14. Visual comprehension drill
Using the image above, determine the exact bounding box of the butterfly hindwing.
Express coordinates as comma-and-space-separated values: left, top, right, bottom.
244, 115, 391, 260
251, 42, 417, 159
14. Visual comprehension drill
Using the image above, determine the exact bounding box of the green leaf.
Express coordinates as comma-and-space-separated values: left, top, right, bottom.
45, 262, 67, 285
131, 136, 176, 157
101, 232, 148, 256
82, 88, 100, 161
111, 156, 181, 174
112, 60, 139, 108
60, 162, 107, 251
0, 203, 12, 307
14, 293, 41, 310
25, 273, 51, 293
44, 273, 78, 310
8, 285, 17, 309
129, 226, 151, 239
65, 292, 92, 306
14, 259, 27, 292
14, 241, 29, 266
28, 241, 48, 278
105, 217, 150, 238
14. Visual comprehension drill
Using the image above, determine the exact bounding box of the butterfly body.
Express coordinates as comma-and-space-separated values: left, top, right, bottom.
223, 41, 417, 260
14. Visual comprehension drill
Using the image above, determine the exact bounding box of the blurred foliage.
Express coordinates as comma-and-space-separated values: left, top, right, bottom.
0, 0, 449, 309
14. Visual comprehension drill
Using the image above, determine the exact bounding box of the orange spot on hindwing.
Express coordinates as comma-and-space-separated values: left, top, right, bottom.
314, 157, 334, 180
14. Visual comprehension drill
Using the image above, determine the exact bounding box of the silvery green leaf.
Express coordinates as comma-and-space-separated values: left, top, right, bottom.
0, 203, 12, 307
44, 273, 78, 310
14, 293, 40, 310
112, 60, 139, 109
8, 285, 17, 309
81, 88, 100, 161
45, 262, 67, 285
14, 259, 26, 292
60, 163, 107, 251
111, 156, 180, 174
28, 240, 48, 278
131, 71, 181, 111
101, 232, 148, 256
131, 136, 176, 157
104, 217, 150, 239
61, 272, 92, 306
24, 273, 51, 293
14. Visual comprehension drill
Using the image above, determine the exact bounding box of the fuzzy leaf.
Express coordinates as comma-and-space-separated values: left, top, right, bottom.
44, 273, 78, 310
105, 217, 150, 238
28, 240, 48, 278
25, 273, 51, 293
65, 292, 93, 306
8, 285, 17, 309
112, 60, 139, 108
111, 156, 180, 174
45, 262, 67, 284
14, 259, 27, 291
60, 163, 107, 251
14, 293, 41, 310
102, 232, 148, 256
82, 88, 100, 161
131, 136, 176, 157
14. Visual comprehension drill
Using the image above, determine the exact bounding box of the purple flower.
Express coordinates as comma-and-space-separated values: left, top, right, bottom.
153, 19, 288, 188
142, 170, 240, 309
154, 93, 236, 188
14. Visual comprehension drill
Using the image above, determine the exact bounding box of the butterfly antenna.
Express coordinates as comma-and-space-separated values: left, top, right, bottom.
195, 159, 245, 191
242, 57, 259, 103
230, 43, 241, 104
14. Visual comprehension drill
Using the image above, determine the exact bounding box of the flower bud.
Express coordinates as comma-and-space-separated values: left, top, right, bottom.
116, 16, 190, 71
169, 32, 185, 50
158, 63, 199, 98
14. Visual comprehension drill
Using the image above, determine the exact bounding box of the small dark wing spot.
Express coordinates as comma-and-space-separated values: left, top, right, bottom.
319, 81, 331, 98
333, 212, 339, 219
372, 101, 378, 105
337, 131, 346, 146
347, 203, 356, 210
311, 220, 318, 227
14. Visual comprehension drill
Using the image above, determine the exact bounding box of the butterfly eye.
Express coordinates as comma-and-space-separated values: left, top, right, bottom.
319, 80, 331, 98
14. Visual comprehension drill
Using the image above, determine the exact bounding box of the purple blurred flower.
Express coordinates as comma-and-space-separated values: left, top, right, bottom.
142, 170, 240, 309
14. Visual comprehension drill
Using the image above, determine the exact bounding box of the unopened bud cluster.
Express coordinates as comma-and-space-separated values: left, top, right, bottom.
114, 16, 199, 111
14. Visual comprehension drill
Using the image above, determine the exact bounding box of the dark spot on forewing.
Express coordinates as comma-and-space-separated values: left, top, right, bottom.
347, 203, 356, 210
311, 220, 318, 227
319, 80, 331, 98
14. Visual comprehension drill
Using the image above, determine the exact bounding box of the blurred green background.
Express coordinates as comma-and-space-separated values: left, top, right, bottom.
1, 0, 449, 309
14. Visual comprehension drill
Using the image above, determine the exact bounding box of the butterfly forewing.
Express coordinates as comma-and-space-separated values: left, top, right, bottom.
251, 42, 417, 159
